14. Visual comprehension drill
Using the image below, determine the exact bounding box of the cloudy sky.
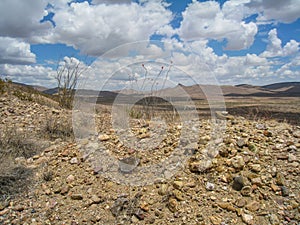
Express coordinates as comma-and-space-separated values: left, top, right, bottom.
0, 0, 299, 90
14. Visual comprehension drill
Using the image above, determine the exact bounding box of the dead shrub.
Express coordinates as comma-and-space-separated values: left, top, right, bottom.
42, 116, 74, 141
0, 126, 37, 200
0, 126, 38, 159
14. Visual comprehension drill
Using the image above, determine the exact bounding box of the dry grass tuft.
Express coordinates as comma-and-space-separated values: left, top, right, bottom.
42, 116, 74, 141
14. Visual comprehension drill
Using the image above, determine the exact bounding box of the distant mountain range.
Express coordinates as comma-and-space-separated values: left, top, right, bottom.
12, 81, 300, 100
10, 81, 49, 92
224, 82, 300, 97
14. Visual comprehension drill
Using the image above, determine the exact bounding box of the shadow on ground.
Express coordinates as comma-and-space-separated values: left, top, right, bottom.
227, 106, 300, 125
0, 166, 33, 201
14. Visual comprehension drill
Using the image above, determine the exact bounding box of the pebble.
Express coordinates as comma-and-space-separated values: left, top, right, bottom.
70, 157, 78, 164
91, 195, 102, 204
276, 172, 285, 186
293, 130, 300, 138
256, 124, 266, 130
168, 198, 178, 213
189, 160, 212, 172
158, 184, 168, 195
140, 202, 149, 212
219, 147, 229, 157
71, 194, 83, 200
263, 130, 272, 137
249, 164, 261, 173
66, 174, 75, 183
271, 183, 281, 192
288, 145, 297, 151
173, 190, 184, 201
47, 199, 57, 209
217, 202, 236, 212
210, 196, 217, 201
248, 143, 256, 152
241, 213, 254, 224
237, 138, 246, 148
209, 216, 222, 225
289, 200, 299, 209
231, 155, 245, 169
281, 186, 289, 197
60, 185, 70, 195
173, 181, 184, 190
119, 156, 140, 173
241, 186, 252, 196
131, 215, 139, 223
288, 154, 297, 162
235, 198, 247, 208
98, 134, 110, 141
14, 205, 24, 212
232, 176, 244, 191
277, 154, 288, 160
251, 177, 263, 186
134, 209, 145, 220
206, 182, 215, 191
246, 201, 260, 211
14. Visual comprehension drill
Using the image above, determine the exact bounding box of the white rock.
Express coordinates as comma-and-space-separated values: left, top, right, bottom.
242, 213, 253, 224
66, 174, 75, 183
288, 154, 297, 162
70, 157, 78, 164
206, 182, 215, 191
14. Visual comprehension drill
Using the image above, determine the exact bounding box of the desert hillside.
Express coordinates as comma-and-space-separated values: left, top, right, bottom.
0, 81, 299, 224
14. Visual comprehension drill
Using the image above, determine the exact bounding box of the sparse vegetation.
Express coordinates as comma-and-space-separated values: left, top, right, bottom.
42, 115, 74, 141
0, 77, 11, 95
42, 169, 54, 182
0, 77, 59, 108
129, 108, 143, 119
0, 126, 38, 159
127, 63, 174, 120
0, 78, 6, 94
55, 57, 88, 109
0, 126, 38, 200
0, 87, 73, 201
0, 77, 299, 224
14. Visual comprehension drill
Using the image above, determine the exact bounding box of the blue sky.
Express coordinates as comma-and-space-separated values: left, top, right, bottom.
0, 0, 299, 89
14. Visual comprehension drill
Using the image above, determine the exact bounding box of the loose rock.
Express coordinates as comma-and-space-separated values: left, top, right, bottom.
231, 155, 245, 170
232, 176, 244, 191
281, 186, 289, 197
241, 186, 252, 196
246, 201, 260, 212
242, 213, 254, 224
206, 182, 215, 191
99, 134, 110, 141
70, 157, 78, 164
71, 194, 83, 200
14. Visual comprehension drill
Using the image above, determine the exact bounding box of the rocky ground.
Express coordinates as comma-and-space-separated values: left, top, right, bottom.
0, 94, 299, 225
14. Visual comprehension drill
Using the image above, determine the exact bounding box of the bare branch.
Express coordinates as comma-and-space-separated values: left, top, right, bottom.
55, 56, 90, 109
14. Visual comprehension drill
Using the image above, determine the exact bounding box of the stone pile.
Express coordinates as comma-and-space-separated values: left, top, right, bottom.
0, 95, 299, 224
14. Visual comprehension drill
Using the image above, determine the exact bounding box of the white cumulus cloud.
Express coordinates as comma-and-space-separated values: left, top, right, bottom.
261, 29, 299, 57
0, 37, 36, 65
178, 1, 258, 50
0, 64, 56, 87
92, 0, 131, 4
44, 1, 173, 55
245, 0, 300, 23
0, 0, 52, 39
